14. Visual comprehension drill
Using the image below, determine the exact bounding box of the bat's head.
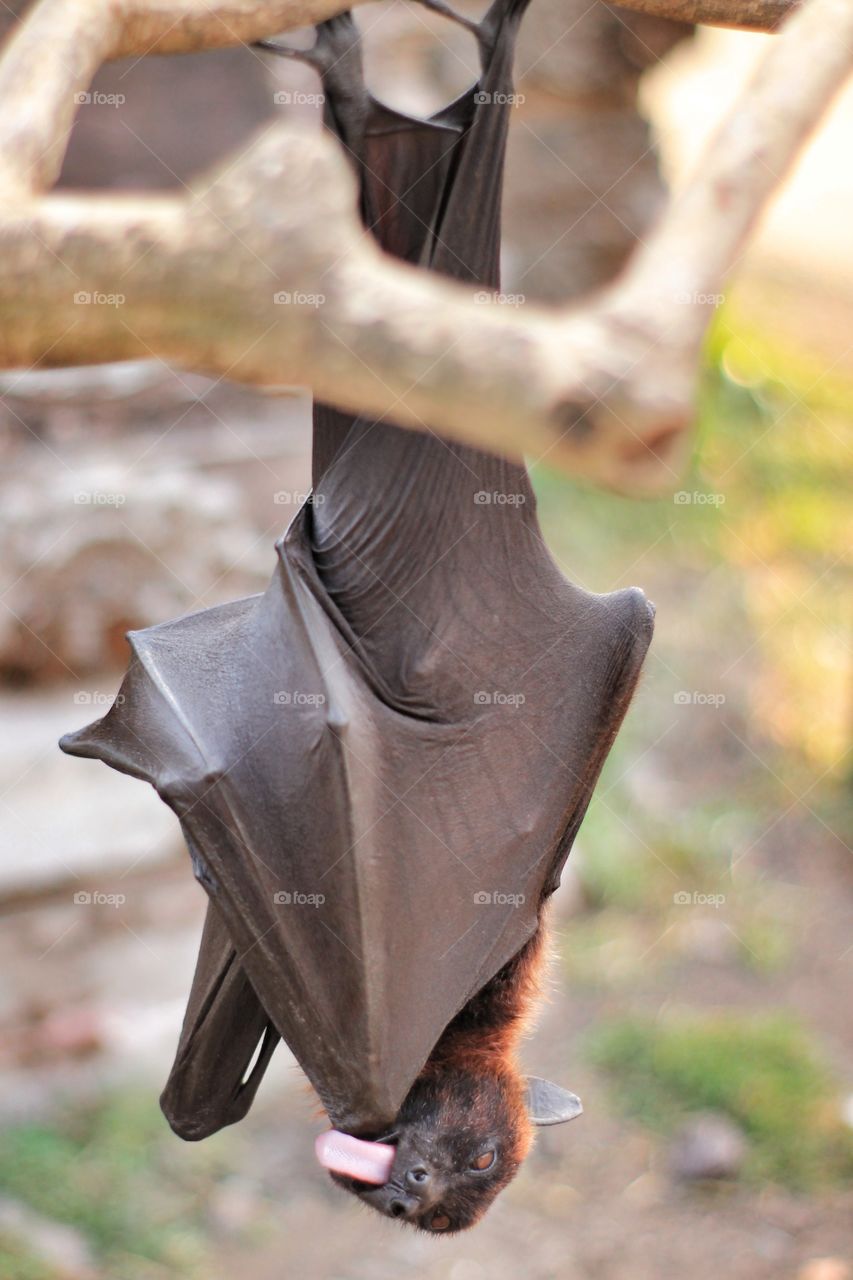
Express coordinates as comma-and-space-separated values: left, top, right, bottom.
322, 1070, 581, 1234
354, 1064, 530, 1233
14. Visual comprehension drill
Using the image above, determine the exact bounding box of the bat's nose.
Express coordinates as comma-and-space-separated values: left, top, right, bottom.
373, 1162, 437, 1218
386, 1193, 421, 1219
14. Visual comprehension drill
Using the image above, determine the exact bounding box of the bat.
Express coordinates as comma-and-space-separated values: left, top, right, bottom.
60, 0, 654, 1232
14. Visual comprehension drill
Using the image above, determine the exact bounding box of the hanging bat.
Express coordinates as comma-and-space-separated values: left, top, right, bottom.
61, 0, 654, 1233
329, 924, 562, 1232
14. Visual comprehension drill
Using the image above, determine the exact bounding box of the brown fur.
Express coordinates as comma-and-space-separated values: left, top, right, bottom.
335, 914, 550, 1232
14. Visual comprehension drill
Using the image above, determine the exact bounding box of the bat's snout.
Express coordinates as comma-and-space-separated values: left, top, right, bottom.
365, 1184, 424, 1221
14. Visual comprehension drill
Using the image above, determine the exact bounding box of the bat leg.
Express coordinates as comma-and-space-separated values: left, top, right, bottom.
256, 12, 364, 75
256, 40, 313, 61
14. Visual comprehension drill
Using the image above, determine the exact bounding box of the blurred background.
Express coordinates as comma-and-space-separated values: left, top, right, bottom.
0, 2, 851, 1277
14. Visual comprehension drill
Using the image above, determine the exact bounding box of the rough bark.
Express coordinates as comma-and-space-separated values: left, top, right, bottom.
0, 0, 849, 492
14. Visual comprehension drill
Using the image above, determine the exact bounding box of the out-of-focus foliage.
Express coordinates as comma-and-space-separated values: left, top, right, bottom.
532, 301, 851, 1196
534, 301, 852, 778
585, 1014, 853, 1189
0, 1091, 240, 1279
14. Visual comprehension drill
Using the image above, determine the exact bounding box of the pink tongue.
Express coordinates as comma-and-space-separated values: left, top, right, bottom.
315, 1130, 396, 1185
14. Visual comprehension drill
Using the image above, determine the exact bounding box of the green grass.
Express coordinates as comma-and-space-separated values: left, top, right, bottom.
571, 788, 741, 915
0, 1090, 238, 1278
0, 1241, 56, 1280
585, 1014, 853, 1190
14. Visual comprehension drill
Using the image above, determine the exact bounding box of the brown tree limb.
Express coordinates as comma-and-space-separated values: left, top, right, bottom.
609, 0, 796, 32
0, 0, 850, 493
110, 0, 366, 57
0, 0, 806, 197
0, 0, 365, 193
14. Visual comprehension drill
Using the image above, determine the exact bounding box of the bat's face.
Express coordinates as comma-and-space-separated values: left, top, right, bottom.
333, 1067, 533, 1233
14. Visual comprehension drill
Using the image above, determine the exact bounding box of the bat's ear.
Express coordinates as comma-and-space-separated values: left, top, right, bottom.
524, 1076, 583, 1126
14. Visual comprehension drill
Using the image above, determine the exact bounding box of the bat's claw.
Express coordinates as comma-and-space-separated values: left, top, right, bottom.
256, 13, 363, 74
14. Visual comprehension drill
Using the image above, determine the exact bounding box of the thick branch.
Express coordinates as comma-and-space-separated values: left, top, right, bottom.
0, 0, 850, 493
612, 0, 853, 336
111, 0, 366, 57
0, 0, 119, 194
0, 143, 602, 466
0, 0, 808, 196
0, 0, 366, 193
610, 0, 796, 32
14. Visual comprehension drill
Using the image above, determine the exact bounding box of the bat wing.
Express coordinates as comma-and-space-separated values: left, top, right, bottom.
61, 0, 655, 1139
62, 509, 652, 1134
159, 900, 279, 1140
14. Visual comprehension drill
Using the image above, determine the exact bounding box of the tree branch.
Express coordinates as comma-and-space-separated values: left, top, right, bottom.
0, 0, 850, 493
609, 0, 796, 32
0, 0, 367, 193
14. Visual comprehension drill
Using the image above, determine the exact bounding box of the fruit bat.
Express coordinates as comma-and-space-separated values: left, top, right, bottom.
60, 0, 654, 1232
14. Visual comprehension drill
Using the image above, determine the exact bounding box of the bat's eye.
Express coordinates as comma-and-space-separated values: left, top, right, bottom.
470, 1150, 495, 1171
429, 1212, 451, 1232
